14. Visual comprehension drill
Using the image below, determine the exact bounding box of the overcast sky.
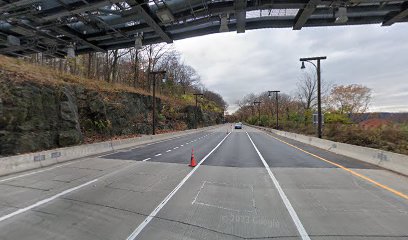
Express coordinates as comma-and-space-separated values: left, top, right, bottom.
173, 24, 408, 113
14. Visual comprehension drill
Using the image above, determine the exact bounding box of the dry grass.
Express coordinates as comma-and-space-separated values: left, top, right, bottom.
0, 55, 181, 104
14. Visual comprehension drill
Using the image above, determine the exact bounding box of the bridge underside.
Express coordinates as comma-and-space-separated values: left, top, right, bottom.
1, 0, 407, 57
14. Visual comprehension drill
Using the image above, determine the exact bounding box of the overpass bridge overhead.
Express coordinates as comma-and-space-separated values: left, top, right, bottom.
0, 0, 407, 57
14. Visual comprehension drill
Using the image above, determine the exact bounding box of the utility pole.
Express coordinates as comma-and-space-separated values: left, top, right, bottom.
268, 91, 280, 129
253, 101, 261, 126
193, 93, 204, 129
150, 70, 166, 135
300, 56, 327, 138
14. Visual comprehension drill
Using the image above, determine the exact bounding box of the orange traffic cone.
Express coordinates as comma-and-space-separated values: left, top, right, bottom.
189, 147, 197, 167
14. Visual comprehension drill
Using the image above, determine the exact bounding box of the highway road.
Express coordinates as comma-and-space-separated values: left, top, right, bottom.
0, 125, 407, 240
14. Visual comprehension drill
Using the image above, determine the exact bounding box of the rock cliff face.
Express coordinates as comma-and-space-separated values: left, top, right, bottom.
0, 77, 222, 156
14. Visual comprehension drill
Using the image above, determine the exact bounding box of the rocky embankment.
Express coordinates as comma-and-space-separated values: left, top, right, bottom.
0, 59, 222, 156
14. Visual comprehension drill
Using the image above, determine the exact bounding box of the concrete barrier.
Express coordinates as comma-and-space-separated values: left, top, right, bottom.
250, 125, 408, 176
0, 125, 221, 177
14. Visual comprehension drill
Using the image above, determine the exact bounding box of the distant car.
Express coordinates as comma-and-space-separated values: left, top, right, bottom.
234, 122, 243, 129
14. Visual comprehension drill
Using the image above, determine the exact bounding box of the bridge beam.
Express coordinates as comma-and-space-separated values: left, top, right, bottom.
234, 0, 247, 33
41, 0, 123, 21
382, 2, 408, 26
0, 0, 41, 12
52, 26, 106, 53
127, 0, 172, 43
293, 0, 320, 30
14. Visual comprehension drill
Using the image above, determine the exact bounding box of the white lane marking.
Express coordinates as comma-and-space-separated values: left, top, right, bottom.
142, 158, 151, 162
180, 145, 184, 147
128, 133, 198, 151
166, 150, 171, 153
0, 131, 212, 183
186, 143, 189, 145
102, 129, 213, 154
154, 153, 162, 157
0, 161, 79, 183
191, 181, 206, 204
126, 132, 231, 240
0, 179, 98, 223
98, 151, 117, 158
246, 132, 311, 240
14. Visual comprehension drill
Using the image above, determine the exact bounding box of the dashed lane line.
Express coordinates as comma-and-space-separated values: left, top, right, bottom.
0, 131, 222, 223
126, 132, 232, 240
0, 179, 98, 223
0, 160, 81, 183
0, 131, 214, 183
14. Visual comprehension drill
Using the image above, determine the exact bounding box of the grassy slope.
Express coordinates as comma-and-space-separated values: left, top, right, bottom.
0, 55, 186, 105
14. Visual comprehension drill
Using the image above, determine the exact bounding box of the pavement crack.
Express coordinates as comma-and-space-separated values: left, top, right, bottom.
31, 209, 58, 217
52, 179, 71, 183
61, 197, 148, 216
0, 183, 50, 191
65, 166, 104, 172
104, 184, 146, 194
60, 197, 284, 239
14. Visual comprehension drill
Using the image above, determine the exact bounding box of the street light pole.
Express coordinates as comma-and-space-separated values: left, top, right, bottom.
253, 101, 261, 126
150, 70, 166, 135
268, 91, 280, 129
193, 93, 204, 129
300, 56, 327, 138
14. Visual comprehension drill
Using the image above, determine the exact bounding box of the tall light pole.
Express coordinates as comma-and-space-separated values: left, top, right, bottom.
253, 101, 261, 126
193, 93, 204, 129
268, 91, 280, 129
300, 56, 327, 138
150, 70, 166, 135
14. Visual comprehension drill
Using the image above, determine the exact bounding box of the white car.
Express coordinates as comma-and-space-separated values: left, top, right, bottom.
234, 122, 243, 129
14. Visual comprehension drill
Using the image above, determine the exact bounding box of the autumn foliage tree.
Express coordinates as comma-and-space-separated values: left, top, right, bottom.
327, 84, 372, 115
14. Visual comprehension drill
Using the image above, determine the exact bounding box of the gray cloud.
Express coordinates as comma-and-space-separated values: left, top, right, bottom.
174, 24, 408, 113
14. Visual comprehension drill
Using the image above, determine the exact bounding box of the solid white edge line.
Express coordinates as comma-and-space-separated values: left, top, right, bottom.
0, 161, 79, 183
246, 132, 311, 240
126, 132, 232, 240
0, 178, 98, 223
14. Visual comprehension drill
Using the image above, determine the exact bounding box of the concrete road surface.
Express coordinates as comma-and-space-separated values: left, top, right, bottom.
0, 125, 407, 240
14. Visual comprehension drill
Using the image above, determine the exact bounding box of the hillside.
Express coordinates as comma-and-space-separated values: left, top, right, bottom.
0, 56, 223, 156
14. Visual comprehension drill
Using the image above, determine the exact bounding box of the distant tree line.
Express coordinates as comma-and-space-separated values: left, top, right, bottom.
233, 71, 372, 129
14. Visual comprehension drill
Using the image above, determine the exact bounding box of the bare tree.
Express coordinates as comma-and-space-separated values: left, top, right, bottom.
296, 71, 317, 110
23, 43, 213, 104
296, 71, 332, 111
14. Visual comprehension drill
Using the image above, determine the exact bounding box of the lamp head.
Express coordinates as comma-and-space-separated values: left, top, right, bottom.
162, 71, 167, 83
301, 61, 306, 69
219, 14, 229, 32
134, 34, 143, 49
